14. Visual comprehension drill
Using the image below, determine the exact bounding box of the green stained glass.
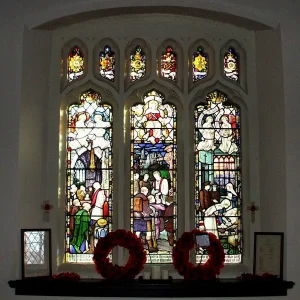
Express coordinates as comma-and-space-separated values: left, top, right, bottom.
65, 89, 113, 263
130, 90, 177, 263
194, 90, 242, 264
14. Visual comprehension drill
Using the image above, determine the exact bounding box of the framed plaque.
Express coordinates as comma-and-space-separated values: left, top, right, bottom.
253, 232, 283, 279
21, 229, 52, 279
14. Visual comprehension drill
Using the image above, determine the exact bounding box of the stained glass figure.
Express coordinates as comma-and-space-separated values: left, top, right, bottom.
130, 90, 177, 263
224, 47, 239, 81
161, 47, 177, 81
66, 89, 113, 263
99, 45, 115, 81
193, 47, 208, 82
67, 46, 84, 82
130, 46, 146, 82
194, 90, 242, 264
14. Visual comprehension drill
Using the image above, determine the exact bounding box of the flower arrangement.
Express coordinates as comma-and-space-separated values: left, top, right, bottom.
172, 230, 225, 280
93, 229, 147, 280
237, 273, 279, 281
52, 272, 80, 280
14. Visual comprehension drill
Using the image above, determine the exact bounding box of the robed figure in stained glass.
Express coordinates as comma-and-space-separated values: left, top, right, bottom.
70, 203, 91, 253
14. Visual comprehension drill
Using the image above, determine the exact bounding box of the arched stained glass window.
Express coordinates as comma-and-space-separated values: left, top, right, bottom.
161, 47, 177, 82
130, 90, 177, 263
67, 46, 84, 82
193, 46, 208, 82
130, 45, 146, 82
66, 89, 113, 263
99, 45, 115, 81
194, 90, 242, 264
224, 47, 239, 81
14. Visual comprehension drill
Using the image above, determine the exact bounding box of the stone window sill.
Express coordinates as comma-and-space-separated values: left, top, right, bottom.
8, 278, 295, 297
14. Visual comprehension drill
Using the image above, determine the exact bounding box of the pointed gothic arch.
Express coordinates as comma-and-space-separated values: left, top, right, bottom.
61, 38, 88, 92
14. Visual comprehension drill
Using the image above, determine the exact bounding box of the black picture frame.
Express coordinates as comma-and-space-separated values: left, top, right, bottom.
21, 229, 52, 279
253, 232, 284, 279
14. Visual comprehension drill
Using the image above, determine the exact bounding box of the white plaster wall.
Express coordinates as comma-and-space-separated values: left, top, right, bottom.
1, 1, 299, 300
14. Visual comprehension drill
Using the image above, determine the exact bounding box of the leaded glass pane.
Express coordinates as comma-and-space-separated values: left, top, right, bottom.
130, 90, 177, 263
67, 46, 84, 82
24, 231, 45, 265
194, 90, 242, 264
66, 89, 113, 263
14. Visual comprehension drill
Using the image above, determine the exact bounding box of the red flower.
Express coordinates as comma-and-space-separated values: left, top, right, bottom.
53, 272, 80, 280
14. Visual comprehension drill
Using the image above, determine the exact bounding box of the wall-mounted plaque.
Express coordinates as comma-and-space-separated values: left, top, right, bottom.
253, 232, 283, 279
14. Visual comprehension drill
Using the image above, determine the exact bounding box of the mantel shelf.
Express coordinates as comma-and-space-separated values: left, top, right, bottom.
8, 278, 295, 297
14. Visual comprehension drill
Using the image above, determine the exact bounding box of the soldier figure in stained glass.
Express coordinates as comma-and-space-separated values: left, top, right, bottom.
200, 181, 213, 210
139, 173, 151, 193
133, 187, 157, 252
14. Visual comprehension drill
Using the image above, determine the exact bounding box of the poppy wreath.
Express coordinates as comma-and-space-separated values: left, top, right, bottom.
172, 230, 225, 280
93, 229, 147, 280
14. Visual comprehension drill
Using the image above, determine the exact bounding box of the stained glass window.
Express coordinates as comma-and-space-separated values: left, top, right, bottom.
193, 47, 208, 82
130, 90, 177, 263
67, 46, 84, 82
99, 45, 115, 81
161, 47, 177, 82
194, 90, 242, 264
224, 47, 239, 81
130, 45, 146, 82
66, 89, 113, 263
